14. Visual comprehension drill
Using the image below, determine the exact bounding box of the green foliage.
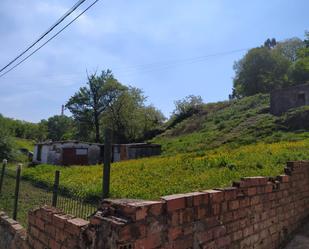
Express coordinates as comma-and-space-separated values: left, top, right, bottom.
232, 46, 291, 98
0, 126, 14, 160
45, 115, 75, 141
0, 114, 47, 141
66, 70, 126, 143
167, 95, 203, 129
232, 34, 309, 98
278, 106, 309, 131
103, 87, 165, 143
153, 94, 309, 155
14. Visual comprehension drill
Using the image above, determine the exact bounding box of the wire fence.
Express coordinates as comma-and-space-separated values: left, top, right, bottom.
0, 162, 98, 226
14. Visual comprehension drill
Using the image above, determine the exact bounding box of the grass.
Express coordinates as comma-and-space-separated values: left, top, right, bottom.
0, 169, 52, 227
153, 94, 309, 155
22, 139, 309, 200
0, 166, 96, 226
3, 94, 309, 216
13, 138, 35, 152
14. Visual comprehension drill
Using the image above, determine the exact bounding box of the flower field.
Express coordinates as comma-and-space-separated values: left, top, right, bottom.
22, 138, 309, 200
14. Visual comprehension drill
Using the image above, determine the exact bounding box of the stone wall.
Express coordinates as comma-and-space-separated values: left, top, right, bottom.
270, 83, 309, 115
0, 161, 309, 249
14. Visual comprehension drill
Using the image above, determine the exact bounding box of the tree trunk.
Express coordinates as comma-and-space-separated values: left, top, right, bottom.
94, 112, 100, 143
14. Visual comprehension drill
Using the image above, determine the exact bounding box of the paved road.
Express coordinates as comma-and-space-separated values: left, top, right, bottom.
284, 222, 309, 249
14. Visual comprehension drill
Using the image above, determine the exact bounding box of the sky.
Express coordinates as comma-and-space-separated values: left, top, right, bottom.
0, 0, 308, 122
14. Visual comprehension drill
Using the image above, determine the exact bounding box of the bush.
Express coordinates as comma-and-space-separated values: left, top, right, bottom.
0, 129, 14, 160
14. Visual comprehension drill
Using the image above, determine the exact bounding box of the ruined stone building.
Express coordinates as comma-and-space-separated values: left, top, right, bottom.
33, 141, 161, 166
270, 83, 309, 115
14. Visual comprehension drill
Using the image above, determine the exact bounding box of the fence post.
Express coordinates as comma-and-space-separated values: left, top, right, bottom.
13, 164, 22, 220
103, 128, 112, 198
0, 159, 7, 194
52, 170, 60, 207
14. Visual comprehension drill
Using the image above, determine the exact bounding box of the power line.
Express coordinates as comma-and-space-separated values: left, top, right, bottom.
0, 0, 100, 79
2, 47, 248, 81
114, 48, 249, 75
0, 0, 87, 74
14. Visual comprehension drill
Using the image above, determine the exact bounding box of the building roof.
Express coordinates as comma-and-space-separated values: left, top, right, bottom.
270, 83, 309, 95
35, 141, 161, 148
35, 140, 104, 146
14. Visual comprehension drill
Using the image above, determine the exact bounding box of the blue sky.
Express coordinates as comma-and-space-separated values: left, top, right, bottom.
0, 0, 308, 122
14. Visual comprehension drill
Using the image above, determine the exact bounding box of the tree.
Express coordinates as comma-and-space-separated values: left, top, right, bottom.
45, 115, 74, 141
173, 95, 203, 117
103, 87, 165, 143
288, 36, 309, 84
232, 46, 291, 98
0, 117, 14, 160
66, 70, 126, 143
273, 38, 304, 62
264, 38, 277, 49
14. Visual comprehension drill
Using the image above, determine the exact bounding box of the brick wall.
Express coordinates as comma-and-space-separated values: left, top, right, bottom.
0, 211, 28, 249
0, 161, 309, 249
27, 206, 90, 249
90, 161, 309, 249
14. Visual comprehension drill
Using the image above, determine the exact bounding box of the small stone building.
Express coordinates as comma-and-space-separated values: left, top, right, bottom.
270, 83, 309, 115
33, 141, 161, 165
33, 141, 103, 165
112, 143, 161, 162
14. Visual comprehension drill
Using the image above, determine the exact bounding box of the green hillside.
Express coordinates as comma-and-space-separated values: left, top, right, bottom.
20, 94, 309, 200
153, 94, 309, 155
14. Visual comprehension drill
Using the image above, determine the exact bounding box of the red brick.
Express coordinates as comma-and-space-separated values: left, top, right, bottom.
229, 200, 239, 210
161, 194, 186, 212
134, 233, 162, 249
196, 230, 213, 243
212, 225, 226, 238
277, 175, 290, 183
223, 187, 238, 201
205, 190, 224, 203
216, 235, 231, 247
168, 227, 183, 240
246, 187, 257, 196
65, 218, 89, 236
30, 226, 40, 238
53, 214, 67, 229
35, 218, 45, 231
49, 239, 61, 249
149, 202, 164, 216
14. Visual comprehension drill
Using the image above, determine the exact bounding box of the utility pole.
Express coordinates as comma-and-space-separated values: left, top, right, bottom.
61, 105, 64, 116
102, 128, 112, 199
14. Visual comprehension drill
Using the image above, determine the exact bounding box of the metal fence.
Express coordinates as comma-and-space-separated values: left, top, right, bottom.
0, 161, 97, 226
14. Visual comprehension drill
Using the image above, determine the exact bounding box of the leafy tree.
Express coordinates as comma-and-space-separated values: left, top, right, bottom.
232, 46, 291, 98
66, 70, 126, 143
45, 115, 75, 141
288, 32, 309, 85
273, 38, 304, 62
173, 95, 203, 117
168, 95, 203, 128
0, 117, 14, 160
264, 38, 277, 49
103, 87, 165, 143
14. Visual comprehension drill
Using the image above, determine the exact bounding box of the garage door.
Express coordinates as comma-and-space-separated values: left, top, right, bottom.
62, 148, 88, 165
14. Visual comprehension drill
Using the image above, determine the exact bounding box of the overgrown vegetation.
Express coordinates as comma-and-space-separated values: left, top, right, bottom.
22, 139, 309, 200
153, 94, 309, 155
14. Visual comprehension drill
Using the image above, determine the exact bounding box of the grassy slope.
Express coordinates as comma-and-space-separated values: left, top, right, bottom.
21, 94, 309, 200
13, 138, 35, 152
153, 94, 309, 155
11, 138, 35, 162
